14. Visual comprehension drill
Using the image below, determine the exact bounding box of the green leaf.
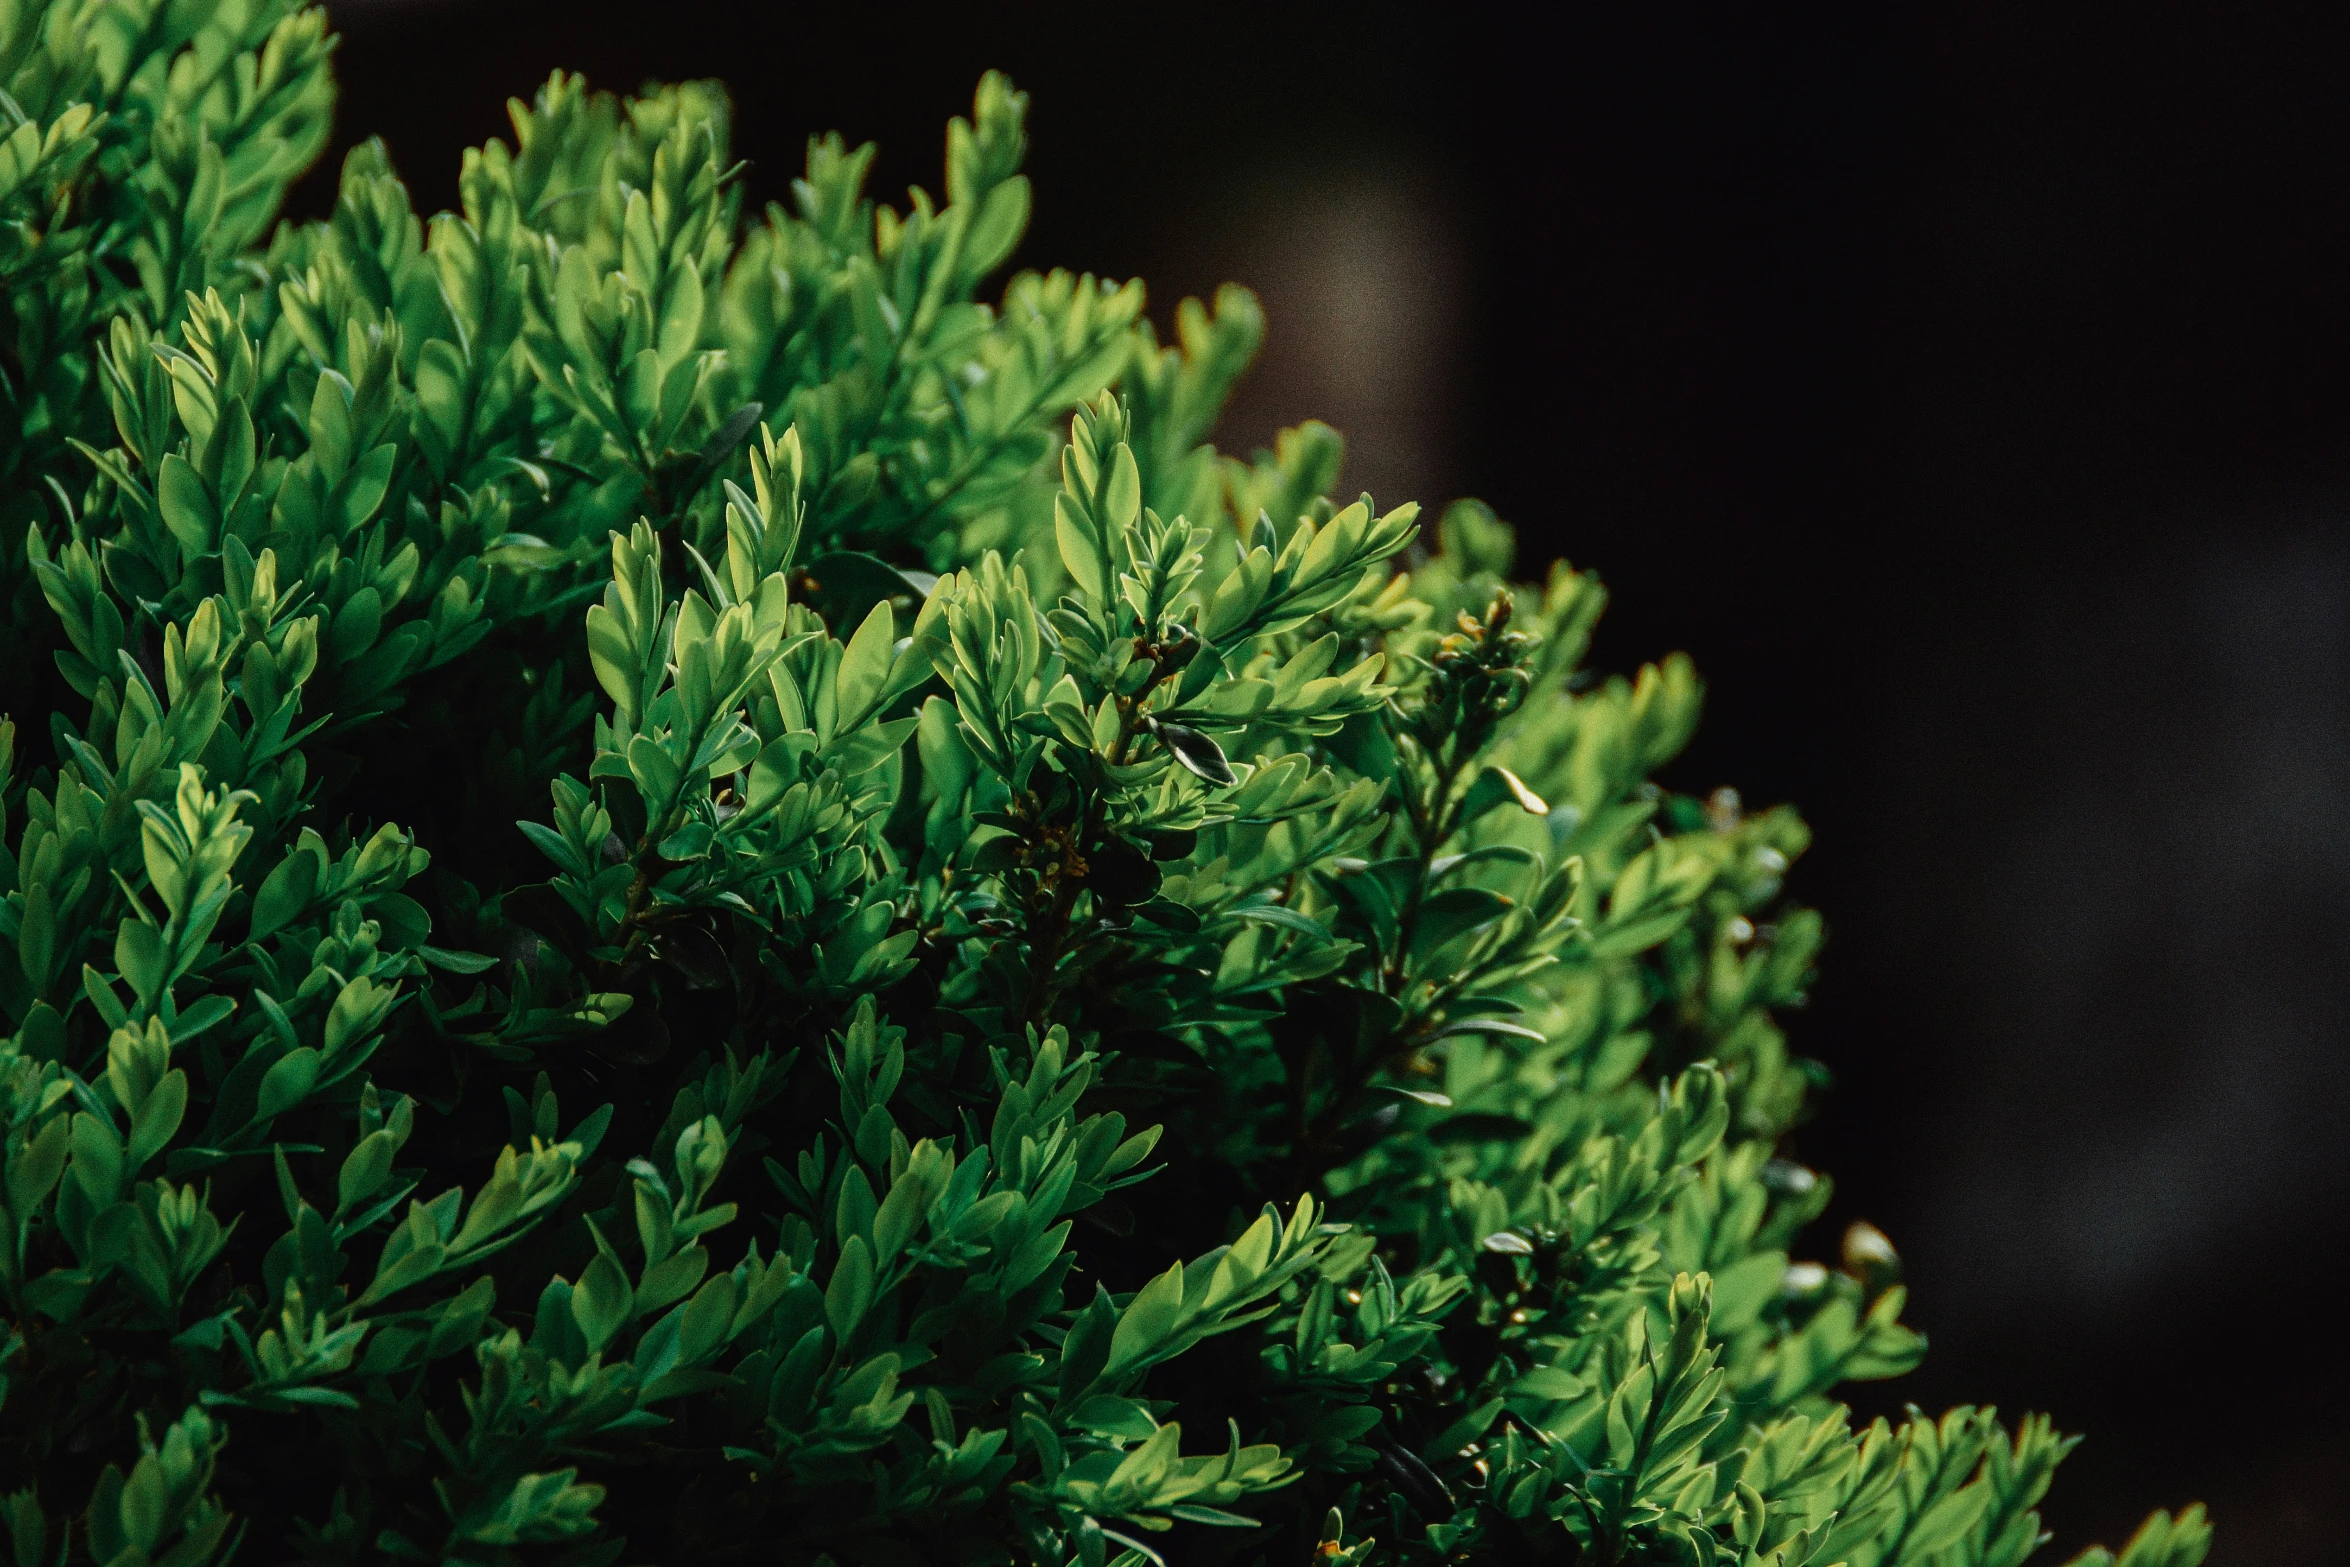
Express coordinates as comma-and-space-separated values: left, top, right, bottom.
126, 1072, 187, 1171
826, 1235, 875, 1340
572, 1253, 632, 1353
417, 946, 500, 974
1225, 903, 1330, 941
255, 1048, 321, 1124
156, 455, 217, 556
249, 852, 319, 943
1154, 722, 1233, 786
836, 600, 895, 725
1409, 886, 1512, 958
1055, 493, 1106, 604
1907, 1485, 1995, 1557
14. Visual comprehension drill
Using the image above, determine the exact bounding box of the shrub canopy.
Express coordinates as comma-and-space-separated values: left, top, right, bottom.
0, 6, 2205, 1567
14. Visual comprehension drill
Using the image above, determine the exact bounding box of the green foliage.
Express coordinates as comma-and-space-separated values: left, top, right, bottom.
0, 10, 2205, 1565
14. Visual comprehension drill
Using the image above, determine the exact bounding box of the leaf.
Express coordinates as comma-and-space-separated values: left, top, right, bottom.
1409, 886, 1512, 958
1138, 827, 1197, 861
248, 851, 319, 943
1167, 1506, 1259, 1528
678, 401, 764, 507
1107, 1260, 1184, 1375
1226, 903, 1330, 941
1906, 1485, 1995, 1557
417, 946, 500, 974
1103, 443, 1142, 531
1086, 838, 1160, 907
826, 1235, 875, 1340
1324, 710, 1397, 782
255, 1048, 321, 1124
1154, 722, 1234, 786
1510, 1365, 1586, 1402
572, 1253, 632, 1353
155, 455, 216, 556
627, 733, 685, 812
1430, 1017, 1545, 1043
1054, 493, 1106, 603
1587, 904, 1695, 959
126, 1072, 187, 1171
835, 600, 896, 725
1491, 766, 1548, 815
1134, 897, 1202, 933
338, 1130, 397, 1214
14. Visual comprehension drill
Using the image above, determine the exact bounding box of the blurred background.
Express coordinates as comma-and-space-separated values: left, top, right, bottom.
306, 4, 2349, 1560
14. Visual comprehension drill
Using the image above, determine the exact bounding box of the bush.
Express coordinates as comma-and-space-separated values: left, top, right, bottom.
0, 6, 2208, 1566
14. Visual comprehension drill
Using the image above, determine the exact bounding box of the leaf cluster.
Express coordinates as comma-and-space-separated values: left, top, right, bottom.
0, 13, 2207, 1567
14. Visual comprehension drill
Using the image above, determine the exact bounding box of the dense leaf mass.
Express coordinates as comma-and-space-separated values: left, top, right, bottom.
0, 7, 2206, 1566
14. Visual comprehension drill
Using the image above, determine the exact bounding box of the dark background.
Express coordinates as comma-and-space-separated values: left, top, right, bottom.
306, 4, 2350, 1560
